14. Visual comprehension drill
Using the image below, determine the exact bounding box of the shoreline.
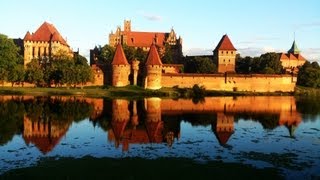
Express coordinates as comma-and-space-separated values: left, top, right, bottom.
0, 86, 318, 98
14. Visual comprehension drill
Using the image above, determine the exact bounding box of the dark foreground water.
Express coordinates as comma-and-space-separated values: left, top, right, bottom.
0, 96, 319, 179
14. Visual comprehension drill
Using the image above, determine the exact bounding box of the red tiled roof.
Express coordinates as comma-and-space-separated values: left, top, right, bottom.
24, 31, 32, 41
215, 131, 233, 145
112, 43, 129, 65
24, 22, 69, 46
294, 54, 306, 61
124, 31, 167, 48
111, 120, 128, 142
280, 53, 289, 60
214, 34, 237, 51
145, 121, 163, 143
288, 53, 298, 60
145, 44, 163, 65
23, 134, 65, 154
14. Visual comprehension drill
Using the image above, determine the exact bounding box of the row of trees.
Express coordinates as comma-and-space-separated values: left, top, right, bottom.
236, 52, 283, 74
0, 34, 93, 87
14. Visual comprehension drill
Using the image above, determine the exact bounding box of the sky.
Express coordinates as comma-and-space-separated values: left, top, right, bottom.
1, 0, 319, 62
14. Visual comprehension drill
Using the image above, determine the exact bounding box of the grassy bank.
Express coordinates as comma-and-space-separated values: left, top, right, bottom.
0, 85, 298, 98
294, 86, 320, 96
1, 156, 282, 179
0, 86, 178, 99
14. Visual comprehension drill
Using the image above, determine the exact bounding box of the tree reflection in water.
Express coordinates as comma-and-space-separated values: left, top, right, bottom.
0, 96, 313, 153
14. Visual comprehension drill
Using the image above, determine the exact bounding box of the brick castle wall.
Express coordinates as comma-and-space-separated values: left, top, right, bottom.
161, 73, 296, 92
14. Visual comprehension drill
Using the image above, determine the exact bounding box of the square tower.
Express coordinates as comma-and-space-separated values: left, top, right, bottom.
213, 34, 237, 73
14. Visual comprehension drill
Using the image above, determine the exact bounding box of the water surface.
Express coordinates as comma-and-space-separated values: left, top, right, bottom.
0, 96, 319, 179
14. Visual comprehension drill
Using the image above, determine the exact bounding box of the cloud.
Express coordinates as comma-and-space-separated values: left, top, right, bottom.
138, 11, 163, 22
293, 21, 320, 30
302, 48, 320, 61
183, 48, 212, 56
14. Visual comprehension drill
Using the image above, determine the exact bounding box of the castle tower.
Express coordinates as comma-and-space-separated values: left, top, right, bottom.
111, 43, 131, 87
124, 20, 131, 32
279, 40, 306, 74
213, 34, 237, 73
110, 99, 130, 149
212, 113, 234, 146
145, 98, 163, 143
23, 22, 73, 67
131, 59, 140, 85
145, 44, 163, 90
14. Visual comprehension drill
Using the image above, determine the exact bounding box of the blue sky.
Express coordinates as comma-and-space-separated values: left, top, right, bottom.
1, 0, 319, 61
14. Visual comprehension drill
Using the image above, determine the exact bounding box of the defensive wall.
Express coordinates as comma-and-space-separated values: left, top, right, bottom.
161, 73, 297, 92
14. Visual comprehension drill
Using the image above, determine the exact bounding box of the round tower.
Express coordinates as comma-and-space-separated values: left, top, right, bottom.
145, 44, 163, 90
112, 44, 131, 87
145, 98, 163, 143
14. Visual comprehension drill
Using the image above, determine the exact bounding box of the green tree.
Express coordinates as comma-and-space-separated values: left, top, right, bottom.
25, 59, 44, 86
259, 52, 282, 74
236, 56, 254, 74
162, 43, 173, 64
0, 34, 23, 83
7, 65, 25, 86
297, 61, 320, 88
123, 44, 136, 63
98, 44, 115, 64
185, 56, 216, 73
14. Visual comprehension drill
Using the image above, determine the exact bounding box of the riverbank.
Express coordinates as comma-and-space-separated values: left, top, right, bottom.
1, 156, 282, 179
1, 85, 319, 98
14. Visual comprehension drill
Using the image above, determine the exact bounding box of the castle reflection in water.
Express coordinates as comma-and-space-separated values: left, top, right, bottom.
0, 96, 302, 154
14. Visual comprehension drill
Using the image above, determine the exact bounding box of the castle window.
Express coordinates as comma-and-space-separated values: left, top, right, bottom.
223, 59, 225, 62
221, 51, 224, 55
231, 51, 234, 54
32, 47, 35, 57
229, 59, 230, 62
226, 51, 229, 54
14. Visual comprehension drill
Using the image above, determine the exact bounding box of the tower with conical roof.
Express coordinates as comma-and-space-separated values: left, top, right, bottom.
145, 44, 163, 90
111, 44, 131, 87
213, 34, 237, 73
279, 40, 306, 74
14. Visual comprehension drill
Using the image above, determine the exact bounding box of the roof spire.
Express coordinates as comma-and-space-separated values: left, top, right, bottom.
288, 40, 300, 55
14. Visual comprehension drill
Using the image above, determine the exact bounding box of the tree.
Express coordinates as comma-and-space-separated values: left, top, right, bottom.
259, 52, 282, 74
184, 56, 216, 73
123, 45, 136, 63
0, 34, 23, 84
236, 56, 254, 74
0, 34, 23, 69
7, 65, 25, 86
25, 59, 44, 86
98, 45, 115, 64
162, 43, 174, 64
297, 61, 320, 88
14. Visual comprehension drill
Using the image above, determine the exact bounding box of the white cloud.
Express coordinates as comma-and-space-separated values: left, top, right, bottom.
183, 48, 212, 56
138, 11, 163, 22
293, 21, 320, 30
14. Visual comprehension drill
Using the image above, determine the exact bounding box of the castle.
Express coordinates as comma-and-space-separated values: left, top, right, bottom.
108, 20, 183, 61
21, 22, 74, 66
107, 34, 297, 92
10, 21, 307, 91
